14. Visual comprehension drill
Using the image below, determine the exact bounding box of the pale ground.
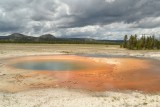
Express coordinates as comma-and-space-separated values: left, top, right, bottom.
0, 44, 160, 107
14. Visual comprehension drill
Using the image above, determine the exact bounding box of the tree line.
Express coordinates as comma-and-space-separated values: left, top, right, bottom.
0, 39, 122, 45
122, 34, 160, 50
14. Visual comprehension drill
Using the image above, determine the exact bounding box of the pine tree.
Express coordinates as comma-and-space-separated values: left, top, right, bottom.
133, 34, 137, 49
123, 34, 160, 50
123, 35, 128, 48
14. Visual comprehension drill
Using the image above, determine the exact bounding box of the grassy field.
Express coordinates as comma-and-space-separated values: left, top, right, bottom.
0, 43, 160, 59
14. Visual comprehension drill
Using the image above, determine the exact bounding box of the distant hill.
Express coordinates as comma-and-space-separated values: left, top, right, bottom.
39, 34, 56, 39
0, 33, 123, 45
8, 33, 36, 42
0, 36, 9, 40
38, 34, 56, 41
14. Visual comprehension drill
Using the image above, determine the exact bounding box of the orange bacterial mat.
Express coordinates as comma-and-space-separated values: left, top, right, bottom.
3, 55, 160, 93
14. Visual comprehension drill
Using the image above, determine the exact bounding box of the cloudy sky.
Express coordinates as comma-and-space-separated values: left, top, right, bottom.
0, 0, 160, 40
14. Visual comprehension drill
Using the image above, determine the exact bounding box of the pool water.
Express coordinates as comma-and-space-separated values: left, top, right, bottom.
12, 60, 87, 71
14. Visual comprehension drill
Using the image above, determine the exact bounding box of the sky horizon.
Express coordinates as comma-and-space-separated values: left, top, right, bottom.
0, 0, 160, 40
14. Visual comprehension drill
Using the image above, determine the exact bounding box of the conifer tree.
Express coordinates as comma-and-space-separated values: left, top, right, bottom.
123, 35, 128, 48
122, 34, 160, 50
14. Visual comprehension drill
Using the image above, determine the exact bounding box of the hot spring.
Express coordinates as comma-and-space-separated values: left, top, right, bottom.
12, 60, 89, 71
5, 55, 160, 93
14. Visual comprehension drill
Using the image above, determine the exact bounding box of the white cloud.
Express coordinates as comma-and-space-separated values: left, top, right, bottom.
105, 0, 116, 3
0, 0, 160, 40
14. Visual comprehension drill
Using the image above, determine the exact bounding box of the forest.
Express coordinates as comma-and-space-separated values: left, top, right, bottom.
122, 34, 160, 50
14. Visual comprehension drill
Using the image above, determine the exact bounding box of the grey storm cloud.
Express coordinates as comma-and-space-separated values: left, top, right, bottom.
60, 0, 160, 28
0, 0, 160, 39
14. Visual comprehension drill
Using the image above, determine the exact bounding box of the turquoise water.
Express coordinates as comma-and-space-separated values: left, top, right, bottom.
12, 60, 87, 71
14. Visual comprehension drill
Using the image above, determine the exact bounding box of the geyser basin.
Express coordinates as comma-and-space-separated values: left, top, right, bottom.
4, 55, 160, 93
